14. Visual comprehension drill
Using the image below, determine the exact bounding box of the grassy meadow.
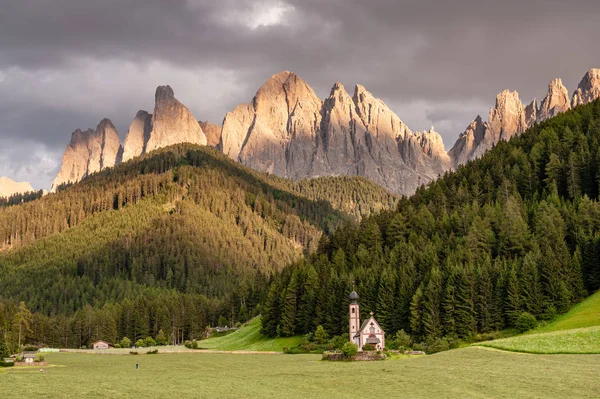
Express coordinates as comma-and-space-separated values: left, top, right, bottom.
532, 290, 600, 333
476, 326, 600, 354
2, 348, 600, 398
198, 317, 303, 352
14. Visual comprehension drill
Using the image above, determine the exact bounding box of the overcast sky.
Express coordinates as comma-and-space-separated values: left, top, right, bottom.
1, 0, 599, 189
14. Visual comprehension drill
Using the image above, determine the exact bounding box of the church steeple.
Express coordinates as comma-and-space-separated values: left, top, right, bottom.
349, 290, 360, 344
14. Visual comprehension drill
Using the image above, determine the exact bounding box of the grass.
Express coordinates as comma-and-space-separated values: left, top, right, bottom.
533, 290, 600, 333
198, 317, 303, 351
476, 326, 600, 354
2, 347, 600, 398
473, 290, 600, 354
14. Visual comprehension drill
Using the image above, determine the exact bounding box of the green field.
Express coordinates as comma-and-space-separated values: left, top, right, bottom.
198, 318, 303, 351
477, 326, 600, 354
533, 290, 600, 333
2, 348, 600, 398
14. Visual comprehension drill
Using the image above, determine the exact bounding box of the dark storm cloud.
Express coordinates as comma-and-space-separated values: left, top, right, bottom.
1, 0, 600, 188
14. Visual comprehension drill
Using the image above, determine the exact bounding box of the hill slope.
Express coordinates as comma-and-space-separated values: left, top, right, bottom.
0, 144, 396, 349
261, 98, 600, 342
199, 318, 302, 352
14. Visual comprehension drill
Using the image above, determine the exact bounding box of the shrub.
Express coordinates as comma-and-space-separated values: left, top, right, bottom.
314, 326, 329, 345
0, 360, 14, 368
35, 355, 45, 362
284, 346, 310, 354
540, 306, 558, 321
114, 344, 122, 349
146, 349, 158, 355
217, 315, 228, 327
329, 335, 347, 350
341, 342, 358, 359
425, 337, 450, 354
156, 330, 167, 346
144, 336, 156, 347
412, 342, 426, 352
22, 346, 38, 352
515, 312, 538, 333
129, 351, 138, 355
184, 340, 199, 349
135, 339, 145, 348
120, 337, 132, 349
362, 343, 376, 351
393, 330, 412, 351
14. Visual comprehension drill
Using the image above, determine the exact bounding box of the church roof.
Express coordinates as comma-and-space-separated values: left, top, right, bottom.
349, 291, 359, 303
356, 315, 384, 334
366, 336, 381, 344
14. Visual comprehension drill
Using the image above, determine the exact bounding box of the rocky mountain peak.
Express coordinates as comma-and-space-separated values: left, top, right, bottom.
538, 78, 570, 121
145, 85, 207, 153
122, 110, 153, 162
155, 85, 175, 101
572, 69, 600, 107
448, 115, 488, 167
487, 89, 526, 142
51, 119, 122, 192
525, 99, 537, 127
0, 177, 34, 198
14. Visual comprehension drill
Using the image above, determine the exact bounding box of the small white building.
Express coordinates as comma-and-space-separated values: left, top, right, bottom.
349, 291, 385, 351
92, 340, 112, 350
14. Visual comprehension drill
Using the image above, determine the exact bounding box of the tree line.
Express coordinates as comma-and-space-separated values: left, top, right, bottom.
261, 99, 600, 344
0, 145, 396, 350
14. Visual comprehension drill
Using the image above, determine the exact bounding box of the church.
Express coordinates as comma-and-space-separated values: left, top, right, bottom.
349, 290, 385, 351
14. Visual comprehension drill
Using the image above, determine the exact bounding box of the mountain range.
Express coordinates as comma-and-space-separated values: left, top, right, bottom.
0, 177, 34, 198
39, 67, 600, 195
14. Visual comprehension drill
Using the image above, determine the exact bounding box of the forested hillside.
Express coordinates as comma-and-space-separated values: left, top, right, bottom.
0, 145, 396, 350
261, 99, 600, 343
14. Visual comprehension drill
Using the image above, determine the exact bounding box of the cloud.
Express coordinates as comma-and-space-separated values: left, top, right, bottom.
0, 0, 599, 188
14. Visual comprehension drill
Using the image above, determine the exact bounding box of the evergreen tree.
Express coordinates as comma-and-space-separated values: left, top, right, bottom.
422, 268, 443, 339
375, 268, 396, 334
409, 285, 424, 340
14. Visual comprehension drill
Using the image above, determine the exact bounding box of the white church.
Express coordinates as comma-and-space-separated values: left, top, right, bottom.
349, 290, 385, 351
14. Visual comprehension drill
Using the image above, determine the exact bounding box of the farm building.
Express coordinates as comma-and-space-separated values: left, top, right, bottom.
92, 340, 112, 350
349, 291, 385, 351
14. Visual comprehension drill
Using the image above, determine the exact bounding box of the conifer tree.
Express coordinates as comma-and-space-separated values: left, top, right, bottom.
410, 285, 424, 340
375, 268, 396, 334
422, 268, 443, 339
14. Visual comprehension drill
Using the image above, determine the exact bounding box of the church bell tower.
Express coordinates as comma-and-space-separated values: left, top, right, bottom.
349, 290, 360, 343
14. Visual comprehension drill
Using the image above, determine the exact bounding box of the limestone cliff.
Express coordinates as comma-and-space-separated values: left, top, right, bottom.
199, 121, 222, 148
220, 72, 450, 195
572, 69, 600, 107
122, 110, 152, 162
0, 177, 34, 198
538, 78, 570, 122
145, 85, 207, 153
51, 119, 122, 192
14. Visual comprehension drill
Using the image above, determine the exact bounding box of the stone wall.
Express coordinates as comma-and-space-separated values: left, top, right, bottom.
322, 351, 386, 361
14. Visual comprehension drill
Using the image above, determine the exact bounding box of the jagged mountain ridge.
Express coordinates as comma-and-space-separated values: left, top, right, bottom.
449, 69, 600, 167
51, 68, 600, 195
0, 177, 34, 198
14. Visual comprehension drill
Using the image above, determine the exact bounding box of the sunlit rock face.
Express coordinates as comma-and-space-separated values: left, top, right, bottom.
220, 72, 452, 195
0, 177, 34, 198
51, 68, 600, 196
572, 69, 600, 107
145, 85, 207, 153
122, 110, 152, 162
199, 121, 222, 149
51, 119, 122, 192
448, 71, 599, 167
538, 78, 570, 122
